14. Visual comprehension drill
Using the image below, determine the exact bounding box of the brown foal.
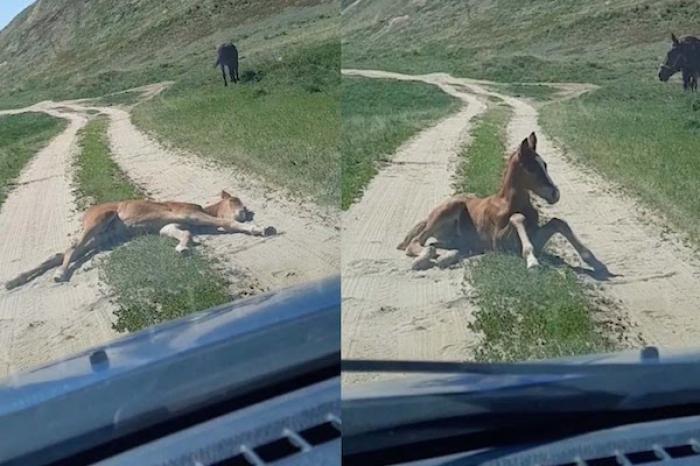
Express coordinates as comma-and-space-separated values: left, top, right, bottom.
398, 132, 607, 273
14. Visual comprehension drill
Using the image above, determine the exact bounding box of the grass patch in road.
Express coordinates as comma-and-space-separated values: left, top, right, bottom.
133, 40, 340, 206
467, 254, 614, 362
541, 81, 700, 244
341, 76, 461, 208
454, 103, 511, 197
100, 236, 231, 332
496, 83, 559, 102
73, 115, 234, 332
456, 102, 615, 362
74, 116, 142, 208
0, 112, 66, 207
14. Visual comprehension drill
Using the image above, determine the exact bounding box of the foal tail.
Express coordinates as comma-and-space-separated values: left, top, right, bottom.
397, 219, 427, 250
4, 252, 64, 290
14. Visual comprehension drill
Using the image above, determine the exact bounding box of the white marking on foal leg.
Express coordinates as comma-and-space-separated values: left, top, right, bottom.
509, 213, 540, 269
411, 245, 437, 271
160, 224, 191, 253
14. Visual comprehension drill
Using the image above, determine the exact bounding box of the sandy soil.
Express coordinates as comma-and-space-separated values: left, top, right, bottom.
0, 105, 117, 378
341, 70, 487, 385
0, 84, 339, 378
342, 69, 700, 385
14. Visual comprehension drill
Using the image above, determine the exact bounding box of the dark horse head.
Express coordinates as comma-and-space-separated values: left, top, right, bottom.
659, 33, 698, 82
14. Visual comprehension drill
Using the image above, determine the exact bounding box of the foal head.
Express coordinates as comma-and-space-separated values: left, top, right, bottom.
209, 190, 254, 222
511, 132, 560, 204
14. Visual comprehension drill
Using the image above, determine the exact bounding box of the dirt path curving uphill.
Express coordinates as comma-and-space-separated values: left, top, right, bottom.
341, 70, 487, 385
0, 105, 117, 378
342, 69, 700, 378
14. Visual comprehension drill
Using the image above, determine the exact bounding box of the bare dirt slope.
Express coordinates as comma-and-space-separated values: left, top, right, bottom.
341, 70, 487, 385
342, 70, 700, 381
0, 105, 117, 378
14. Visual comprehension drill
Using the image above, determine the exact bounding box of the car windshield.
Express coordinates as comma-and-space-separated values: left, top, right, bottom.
0, 1, 339, 378
340, 0, 700, 390
2, 0, 700, 464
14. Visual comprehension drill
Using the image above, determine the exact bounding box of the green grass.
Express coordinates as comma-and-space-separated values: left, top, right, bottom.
72, 115, 233, 332
0, 112, 67, 207
133, 40, 340, 205
454, 104, 511, 197
541, 81, 700, 243
341, 76, 461, 208
74, 116, 142, 208
456, 102, 614, 362
100, 236, 231, 332
468, 254, 614, 362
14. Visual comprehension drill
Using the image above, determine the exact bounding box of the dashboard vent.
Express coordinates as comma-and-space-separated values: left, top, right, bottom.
211, 416, 341, 465
551, 439, 700, 466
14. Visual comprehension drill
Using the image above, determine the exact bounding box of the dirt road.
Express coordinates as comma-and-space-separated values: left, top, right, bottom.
341, 70, 487, 385
0, 105, 117, 378
0, 86, 338, 378
342, 69, 700, 384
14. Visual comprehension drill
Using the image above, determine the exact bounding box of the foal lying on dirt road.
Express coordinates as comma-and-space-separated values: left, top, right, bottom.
5, 191, 276, 289
398, 132, 609, 274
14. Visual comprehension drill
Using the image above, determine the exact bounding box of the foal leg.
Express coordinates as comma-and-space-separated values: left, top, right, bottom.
533, 218, 607, 271
54, 213, 116, 282
160, 224, 193, 253
183, 211, 275, 237
509, 213, 539, 269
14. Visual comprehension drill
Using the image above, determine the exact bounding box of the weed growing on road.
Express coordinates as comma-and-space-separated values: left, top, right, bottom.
341, 76, 460, 208
454, 103, 510, 197
467, 254, 614, 362
74, 116, 142, 208
458, 103, 616, 362
100, 236, 230, 332
0, 113, 66, 208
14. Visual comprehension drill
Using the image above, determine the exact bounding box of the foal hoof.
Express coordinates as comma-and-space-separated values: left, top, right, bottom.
526, 256, 540, 269
53, 271, 67, 283
263, 226, 277, 237
175, 245, 190, 254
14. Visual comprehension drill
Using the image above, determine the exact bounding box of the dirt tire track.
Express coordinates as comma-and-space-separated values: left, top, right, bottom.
0, 105, 117, 378
341, 70, 487, 385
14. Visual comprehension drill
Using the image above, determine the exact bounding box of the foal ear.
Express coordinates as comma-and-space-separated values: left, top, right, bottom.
672, 33, 680, 45
221, 190, 232, 199
527, 132, 537, 150
519, 137, 533, 157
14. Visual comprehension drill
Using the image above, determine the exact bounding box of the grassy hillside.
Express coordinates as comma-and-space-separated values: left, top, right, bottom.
343, 0, 700, 241
343, 0, 698, 83
0, 1, 339, 204
0, 0, 335, 107
341, 76, 460, 208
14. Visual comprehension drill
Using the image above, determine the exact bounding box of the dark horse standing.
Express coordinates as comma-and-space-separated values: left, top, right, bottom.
658, 33, 700, 91
215, 42, 239, 86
